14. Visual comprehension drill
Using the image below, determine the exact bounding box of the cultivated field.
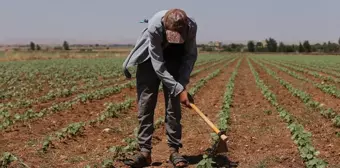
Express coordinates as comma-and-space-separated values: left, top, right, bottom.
1, 54, 340, 168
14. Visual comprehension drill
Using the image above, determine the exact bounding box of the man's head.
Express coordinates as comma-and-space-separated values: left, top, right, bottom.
163, 9, 189, 44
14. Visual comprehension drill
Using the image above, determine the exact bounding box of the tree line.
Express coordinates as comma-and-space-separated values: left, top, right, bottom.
200, 37, 340, 53
29, 41, 70, 51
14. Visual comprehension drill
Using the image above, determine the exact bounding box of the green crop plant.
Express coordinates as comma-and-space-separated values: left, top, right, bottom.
101, 159, 114, 168
320, 108, 336, 119
154, 117, 165, 129
332, 115, 340, 128
55, 122, 86, 139
196, 154, 216, 168
0, 152, 17, 168
336, 132, 340, 138
0, 152, 29, 168
264, 110, 272, 115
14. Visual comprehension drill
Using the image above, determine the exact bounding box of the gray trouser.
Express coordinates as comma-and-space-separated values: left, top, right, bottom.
136, 59, 182, 153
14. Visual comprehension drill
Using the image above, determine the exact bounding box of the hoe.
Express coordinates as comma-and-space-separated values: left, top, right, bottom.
188, 102, 239, 167
189, 103, 228, 156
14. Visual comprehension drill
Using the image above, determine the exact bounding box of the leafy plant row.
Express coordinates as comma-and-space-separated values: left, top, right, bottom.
252, 59, 340, 128
248, 58, 328, 168
262, 59, 340, 99
196, 58, 242, 168
217, 58, 242, 131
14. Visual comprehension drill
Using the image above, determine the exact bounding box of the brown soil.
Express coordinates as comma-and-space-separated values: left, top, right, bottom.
226, 58, 304, 168
0, 58, 234, 168
255, 59, 340, 166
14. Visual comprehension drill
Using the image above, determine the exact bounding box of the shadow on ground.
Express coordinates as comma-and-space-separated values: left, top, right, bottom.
149, 154, 239, 167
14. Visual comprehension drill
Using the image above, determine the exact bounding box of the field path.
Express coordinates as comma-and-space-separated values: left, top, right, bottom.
226, 58, 304, 167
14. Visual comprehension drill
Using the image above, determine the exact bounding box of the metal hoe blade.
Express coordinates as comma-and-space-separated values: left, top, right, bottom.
209, 136, 228, 156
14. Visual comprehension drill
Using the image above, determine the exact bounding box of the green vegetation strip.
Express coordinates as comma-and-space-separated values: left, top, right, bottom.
248, 58, 328, 168
252, 59, 340, 128
217, 58, 242, 131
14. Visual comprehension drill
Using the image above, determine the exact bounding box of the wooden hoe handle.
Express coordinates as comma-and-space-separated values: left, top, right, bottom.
189, 103, 228, 141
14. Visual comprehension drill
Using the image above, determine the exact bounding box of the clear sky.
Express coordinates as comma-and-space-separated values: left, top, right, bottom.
0, 0, 339, 45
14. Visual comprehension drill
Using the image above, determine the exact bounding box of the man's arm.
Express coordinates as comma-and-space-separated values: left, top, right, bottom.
178, 24, 198, 89
148, 24, 185, 97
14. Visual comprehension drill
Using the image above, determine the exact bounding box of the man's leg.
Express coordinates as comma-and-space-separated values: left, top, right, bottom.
136, 59, 160, 154
163, 84, 189, 167
163, 84, 183, 151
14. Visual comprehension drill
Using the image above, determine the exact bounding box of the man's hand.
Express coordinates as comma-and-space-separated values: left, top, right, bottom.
179, 90, 192, 108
